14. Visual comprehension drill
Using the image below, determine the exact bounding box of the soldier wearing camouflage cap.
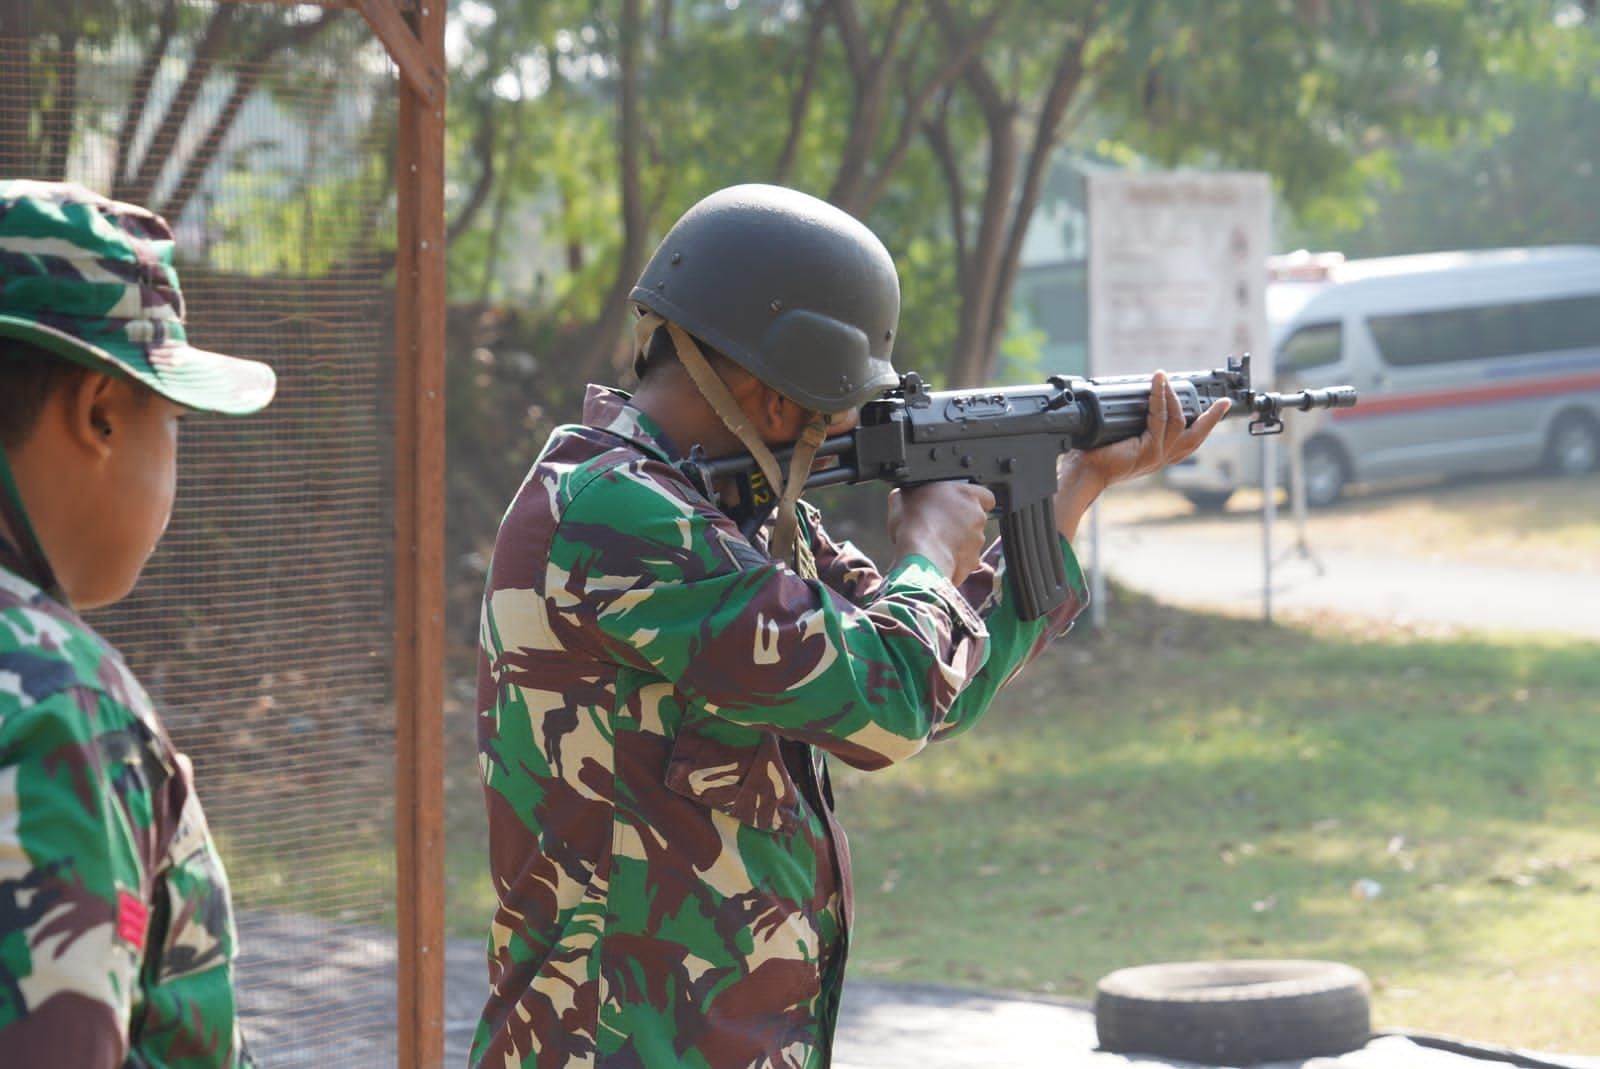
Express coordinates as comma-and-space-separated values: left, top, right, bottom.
0, 179, 275, 1067
472, 183, 1223, 1067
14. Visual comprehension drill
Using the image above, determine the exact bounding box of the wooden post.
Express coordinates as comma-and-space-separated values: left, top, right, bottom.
358, 1, 449, 1066
173, 2, 449, 1063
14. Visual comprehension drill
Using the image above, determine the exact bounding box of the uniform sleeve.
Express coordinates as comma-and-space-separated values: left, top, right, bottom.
547, 460, 1060, 769
943, 532, 1088, 730
0, 687, 154, 1069
810, 505, 1089, 745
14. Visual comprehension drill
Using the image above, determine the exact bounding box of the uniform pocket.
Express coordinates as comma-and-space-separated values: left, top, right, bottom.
663, 722, 803, 835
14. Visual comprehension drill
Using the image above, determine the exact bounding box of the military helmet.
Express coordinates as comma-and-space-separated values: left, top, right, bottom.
630, 184, 901, 413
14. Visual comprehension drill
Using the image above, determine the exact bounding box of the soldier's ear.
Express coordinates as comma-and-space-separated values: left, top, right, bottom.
759, 385, 793, 437
60, 370, 119, 460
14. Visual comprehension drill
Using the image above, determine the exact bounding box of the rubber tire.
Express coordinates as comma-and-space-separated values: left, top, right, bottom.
1300, 438, 1349, 509
1545, 412, 1600, 477
1094, 959, 1372, 1066
1182, 489, 1235, 513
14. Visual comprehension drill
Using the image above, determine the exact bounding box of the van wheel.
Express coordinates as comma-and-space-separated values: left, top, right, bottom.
1181, 490, 1234, 513
1300, 438, 1349, 508
1094, 959, 1372, 1066
1545, 412, 1600, 477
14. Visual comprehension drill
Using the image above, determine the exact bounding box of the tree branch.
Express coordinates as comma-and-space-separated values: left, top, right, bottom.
446, 21, 518, 248
446, 105, 498, 248
773, 3, 828, 184
923, 89, 968, 294
826, 0, 871, 77
119, 6, 237, 207
860, 0, 1013, 214
114, 0, 179, 190
827, 0, 915, 212
163, 11, 336, 224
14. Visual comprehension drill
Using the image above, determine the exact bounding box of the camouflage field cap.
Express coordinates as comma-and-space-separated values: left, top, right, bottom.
0, 179, 275, 414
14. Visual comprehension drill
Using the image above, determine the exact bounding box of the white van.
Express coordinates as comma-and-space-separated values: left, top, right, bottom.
1164, 245, 1600, 510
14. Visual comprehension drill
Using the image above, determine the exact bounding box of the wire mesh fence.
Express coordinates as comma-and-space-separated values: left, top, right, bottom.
2, 4, 432, 1064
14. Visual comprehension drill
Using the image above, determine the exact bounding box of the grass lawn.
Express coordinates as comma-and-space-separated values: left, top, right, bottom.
833, 589, 1600, 1054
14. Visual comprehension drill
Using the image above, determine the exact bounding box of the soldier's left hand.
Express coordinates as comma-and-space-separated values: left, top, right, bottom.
1052, 371, 1230, 539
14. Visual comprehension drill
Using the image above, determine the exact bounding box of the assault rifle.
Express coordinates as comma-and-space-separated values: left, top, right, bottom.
680, 356, 1358, 620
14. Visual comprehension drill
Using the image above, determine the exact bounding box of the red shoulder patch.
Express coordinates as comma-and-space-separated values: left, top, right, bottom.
115, 887, 149, 949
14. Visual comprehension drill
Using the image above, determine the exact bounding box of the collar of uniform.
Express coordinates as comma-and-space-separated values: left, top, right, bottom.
0, 530, 46, 601
581, 384, 679, 463
0, 453, 62, 602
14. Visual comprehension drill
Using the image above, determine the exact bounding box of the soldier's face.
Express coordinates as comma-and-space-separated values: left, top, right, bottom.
821, 408, 859, 435
74, 381, 184, 609
759, 392, 859, 447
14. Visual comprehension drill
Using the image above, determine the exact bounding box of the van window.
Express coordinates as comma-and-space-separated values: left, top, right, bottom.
1279, 322, 1342, 374
1471, 303, 1523, 360
1367, 293, 1600, 367
1519, 294, 1600, 353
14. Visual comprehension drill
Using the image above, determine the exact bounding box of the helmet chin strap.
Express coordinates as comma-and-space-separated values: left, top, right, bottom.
635, 312, 826, 578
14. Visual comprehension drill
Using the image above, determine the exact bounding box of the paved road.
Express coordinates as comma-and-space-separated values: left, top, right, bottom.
1087, 510, 1600, 640
235, 911, 1600, 1069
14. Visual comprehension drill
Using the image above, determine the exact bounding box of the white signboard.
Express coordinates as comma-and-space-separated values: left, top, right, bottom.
1086, 172, 1272, 385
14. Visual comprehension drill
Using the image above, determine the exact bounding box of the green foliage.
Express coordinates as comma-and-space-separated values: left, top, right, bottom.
997, 322, 1049, 384
1283, 33, 1600, 253
210, 167, 389, 277
27, 0, 1595, 347
1093, 1, 1567, 225
441, 0, 1589, 385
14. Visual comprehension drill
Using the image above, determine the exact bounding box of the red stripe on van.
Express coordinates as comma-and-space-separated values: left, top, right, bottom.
1335, 371, 1600, 419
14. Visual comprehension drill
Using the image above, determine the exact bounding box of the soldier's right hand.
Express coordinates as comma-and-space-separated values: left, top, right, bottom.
887, 481, 995, 587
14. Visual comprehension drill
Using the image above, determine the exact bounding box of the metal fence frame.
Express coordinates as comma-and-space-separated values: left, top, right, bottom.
215, 2, 448, 1065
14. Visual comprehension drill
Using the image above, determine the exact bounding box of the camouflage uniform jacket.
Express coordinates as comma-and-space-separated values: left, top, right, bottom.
473, 385, 1087, 1068
0, 537, 253, 1068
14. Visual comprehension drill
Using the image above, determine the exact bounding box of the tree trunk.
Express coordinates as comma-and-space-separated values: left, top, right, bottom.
929, 1, 1100, 386
447, 22, 515, 249
977, 19, 1095, 379
826, 0, 911, 216
772, 5, 828, 185
952, 120, 1018, 387
929, 1, 1016, 387
572, 0, 650, 384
